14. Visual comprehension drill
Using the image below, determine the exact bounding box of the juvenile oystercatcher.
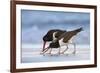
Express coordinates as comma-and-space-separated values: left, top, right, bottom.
42, 27, 83, 55
42, 29, 66, 52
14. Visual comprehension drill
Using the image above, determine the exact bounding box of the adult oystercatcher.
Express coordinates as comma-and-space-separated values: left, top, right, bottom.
42, 27, 83, 55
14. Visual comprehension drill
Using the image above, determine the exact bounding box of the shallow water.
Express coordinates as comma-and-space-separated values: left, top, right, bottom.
21, 44, 90, 63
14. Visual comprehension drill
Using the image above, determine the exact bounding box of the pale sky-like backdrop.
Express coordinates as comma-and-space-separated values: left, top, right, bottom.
21, 10, 90, 45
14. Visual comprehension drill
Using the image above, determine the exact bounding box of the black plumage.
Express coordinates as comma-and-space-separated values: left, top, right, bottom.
42, 29, 66, 51
42, 27, 83, 55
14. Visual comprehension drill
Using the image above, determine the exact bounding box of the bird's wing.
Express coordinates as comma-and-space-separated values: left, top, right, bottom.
62, 31, 73, 43
56, 32, 68, 41
63, 30, 80, 43
56, 31, 76, 43
55, 28, 83, 43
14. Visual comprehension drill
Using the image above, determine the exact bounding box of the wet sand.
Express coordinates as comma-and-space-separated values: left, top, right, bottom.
21, 47, 90, 63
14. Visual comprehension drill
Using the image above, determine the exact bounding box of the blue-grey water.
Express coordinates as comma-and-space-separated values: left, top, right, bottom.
21, 44, 90, 63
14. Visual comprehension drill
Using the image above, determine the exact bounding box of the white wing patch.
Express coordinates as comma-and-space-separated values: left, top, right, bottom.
52, 32, 58, 43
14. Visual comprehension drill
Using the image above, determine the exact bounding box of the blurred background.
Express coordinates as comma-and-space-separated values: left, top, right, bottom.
21, 10, 90, 45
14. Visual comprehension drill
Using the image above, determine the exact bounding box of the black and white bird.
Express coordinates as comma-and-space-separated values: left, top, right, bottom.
42, 29, 66, 52
42, 27, 83, 55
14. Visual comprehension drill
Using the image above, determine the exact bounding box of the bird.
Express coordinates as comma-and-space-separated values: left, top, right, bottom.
42, 27, 83, 55
42, 29, 66, 52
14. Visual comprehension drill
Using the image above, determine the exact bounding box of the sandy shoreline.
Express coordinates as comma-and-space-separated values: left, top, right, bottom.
21, 47, 90, 63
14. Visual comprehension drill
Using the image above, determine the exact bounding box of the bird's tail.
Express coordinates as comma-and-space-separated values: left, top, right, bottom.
74, 27, 83, 33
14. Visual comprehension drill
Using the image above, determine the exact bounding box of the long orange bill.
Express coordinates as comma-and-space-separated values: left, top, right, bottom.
43, 41, 46, 52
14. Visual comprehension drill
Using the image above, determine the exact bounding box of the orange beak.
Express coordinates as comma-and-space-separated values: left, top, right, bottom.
43, 41, 46, 51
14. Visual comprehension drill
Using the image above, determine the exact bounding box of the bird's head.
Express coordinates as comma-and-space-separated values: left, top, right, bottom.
42, 34, 53, 51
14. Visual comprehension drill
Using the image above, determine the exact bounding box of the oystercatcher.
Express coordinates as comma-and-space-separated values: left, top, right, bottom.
42, 27, 83, 54
42, 29, 66, 52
